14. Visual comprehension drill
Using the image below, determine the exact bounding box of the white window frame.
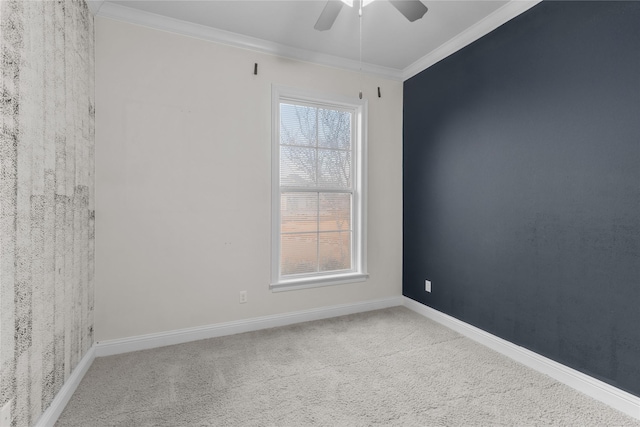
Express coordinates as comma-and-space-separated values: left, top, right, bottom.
271, 85, 368, 292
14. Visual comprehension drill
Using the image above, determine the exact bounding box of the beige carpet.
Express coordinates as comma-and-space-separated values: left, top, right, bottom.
57, 307, 640, 426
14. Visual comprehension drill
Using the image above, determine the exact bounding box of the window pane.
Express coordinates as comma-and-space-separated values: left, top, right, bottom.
318, 109, 351, 150
319, 232, 351, 272
319, 193, 351, 232
280, 146, 316, 187
273, 91, 364, 288
281, 193, 318, 233
318, 149, 350, 188
281, 233, 318, 276
280, 103, 317, 147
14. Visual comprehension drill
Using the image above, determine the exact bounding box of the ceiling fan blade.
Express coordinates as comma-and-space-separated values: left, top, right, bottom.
389, 0, 428, 22
314, 1, 345, 31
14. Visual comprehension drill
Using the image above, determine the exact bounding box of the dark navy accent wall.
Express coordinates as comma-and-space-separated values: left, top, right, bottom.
403, 1, 640, 396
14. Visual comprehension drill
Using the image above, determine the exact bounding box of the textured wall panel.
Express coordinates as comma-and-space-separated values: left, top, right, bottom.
0, 1, 95, 426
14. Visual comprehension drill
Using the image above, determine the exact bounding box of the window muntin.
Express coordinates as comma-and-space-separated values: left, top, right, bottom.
272, 87, 367, 291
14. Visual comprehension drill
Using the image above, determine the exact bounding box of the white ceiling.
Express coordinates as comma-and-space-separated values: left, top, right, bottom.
90, 0, 541, 80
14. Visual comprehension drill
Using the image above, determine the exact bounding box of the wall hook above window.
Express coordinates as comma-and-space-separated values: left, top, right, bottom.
378, 87, 381, 98
254, 63, 258, 75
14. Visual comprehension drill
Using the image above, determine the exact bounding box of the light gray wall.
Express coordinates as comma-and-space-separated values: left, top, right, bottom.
95, 17, 403, 342
0, 1, 95, 426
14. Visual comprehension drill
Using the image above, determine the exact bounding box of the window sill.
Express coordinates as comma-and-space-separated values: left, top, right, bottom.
271, 272, 369, 293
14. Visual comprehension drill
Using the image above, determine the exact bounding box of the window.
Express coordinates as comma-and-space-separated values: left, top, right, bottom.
271, 86, 367, 291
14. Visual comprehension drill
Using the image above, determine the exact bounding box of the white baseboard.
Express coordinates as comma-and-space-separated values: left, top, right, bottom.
403, 297, 640, 421
34, 297, 402, 426
34, 345, 96, 427
95, 296, 404, 357
35, 296, 639, 424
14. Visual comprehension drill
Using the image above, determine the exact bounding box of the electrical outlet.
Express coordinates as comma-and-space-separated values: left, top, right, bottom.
239, 291, 248, 304
1, 399, 12, 427
425, 280, 431, 293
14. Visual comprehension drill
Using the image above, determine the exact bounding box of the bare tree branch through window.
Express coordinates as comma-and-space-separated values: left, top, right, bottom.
279, 103, 353, 275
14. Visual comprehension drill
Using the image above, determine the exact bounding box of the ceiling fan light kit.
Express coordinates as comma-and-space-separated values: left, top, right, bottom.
315, 0, 428, 32
340, 0, 376, 6
314, 0, 427, 99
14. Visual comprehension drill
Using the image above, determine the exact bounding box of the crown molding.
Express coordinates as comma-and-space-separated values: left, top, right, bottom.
402, 0, 542, 80
95, 0, 541, 82
96, 2, 404, 81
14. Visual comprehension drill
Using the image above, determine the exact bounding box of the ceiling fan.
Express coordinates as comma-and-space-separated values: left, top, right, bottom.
314, 0, 428, 31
